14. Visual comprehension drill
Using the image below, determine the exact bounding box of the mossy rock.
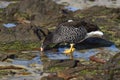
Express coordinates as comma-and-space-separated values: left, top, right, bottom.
41, 76, 64, 80
43, 60, 78, 71
103, 52, 120, 80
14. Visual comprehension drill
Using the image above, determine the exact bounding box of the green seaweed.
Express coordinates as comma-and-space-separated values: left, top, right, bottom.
0, 41, 41, 51
0, 70, 11, 78
47, 66, 66, 72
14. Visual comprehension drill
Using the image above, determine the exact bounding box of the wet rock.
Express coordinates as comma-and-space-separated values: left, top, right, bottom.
0, 51, 16, 61
0, 0, 73, 46
43, 60, 78, 70
0, 65, 25, 70
0, 62, 27, 78
2, 0, 72, 27
0, 24, 49, 42
90, 56, 106, 64
103, 52, 120, 80
0, 54, 8, 61
16, 51, 37, 60
41, 76, 64, 80
57, 68, 80, 80
57, 63, 104, 80
0, 62, 42, 79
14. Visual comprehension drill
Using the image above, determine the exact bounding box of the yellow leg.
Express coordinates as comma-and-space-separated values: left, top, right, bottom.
69, 43, 74, 59
69, 52, 73, 59
70, 43, 74, 49
63, 43, 75, 59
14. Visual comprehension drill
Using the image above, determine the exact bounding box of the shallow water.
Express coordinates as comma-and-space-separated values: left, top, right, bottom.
0, 1, 16, 8
64, 6, 79, 11
45, 44, 120, 60
3, 23, 16, 28
12, 57, 42, 67
9, 52, 43, 80
12, 52, 42, 66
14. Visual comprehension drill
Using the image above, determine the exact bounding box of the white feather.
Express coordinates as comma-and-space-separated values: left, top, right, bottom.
86, 31, 104, 38
68, 20, 73, 22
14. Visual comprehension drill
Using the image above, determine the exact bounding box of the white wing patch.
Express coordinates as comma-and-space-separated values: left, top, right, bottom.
86, 31, 104, 38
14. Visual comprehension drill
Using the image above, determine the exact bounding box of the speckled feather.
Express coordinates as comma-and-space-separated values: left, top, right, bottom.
52, 21, 87, 43
42, 21, 99, 48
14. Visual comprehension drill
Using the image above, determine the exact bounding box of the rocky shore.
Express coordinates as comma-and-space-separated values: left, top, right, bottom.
0, 0, 120, 80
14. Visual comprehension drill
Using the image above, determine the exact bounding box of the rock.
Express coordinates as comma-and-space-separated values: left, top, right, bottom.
0, 51, 16, 61
0, 53, 8, 61
103, 52, 120, 80
16, 51, 37, 60
0, 0, 73, 44
43, 60, 78, 70
57, 67, 86, 80
2, 0, 72, 27
41, 76, 64, 80
90, 56, 106, 64
0, 65, 25, 70
0, 24, 49, 42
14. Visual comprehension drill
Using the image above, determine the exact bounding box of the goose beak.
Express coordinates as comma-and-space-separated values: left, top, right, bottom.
40, 47, 44, 52
40, 43, 44, 52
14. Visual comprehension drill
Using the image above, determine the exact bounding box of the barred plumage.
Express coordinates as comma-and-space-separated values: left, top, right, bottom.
41, 20, 101, 50
52, 23, 87, 43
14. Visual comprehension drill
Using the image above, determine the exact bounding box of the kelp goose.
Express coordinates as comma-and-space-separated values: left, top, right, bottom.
40, 20, 103, 58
